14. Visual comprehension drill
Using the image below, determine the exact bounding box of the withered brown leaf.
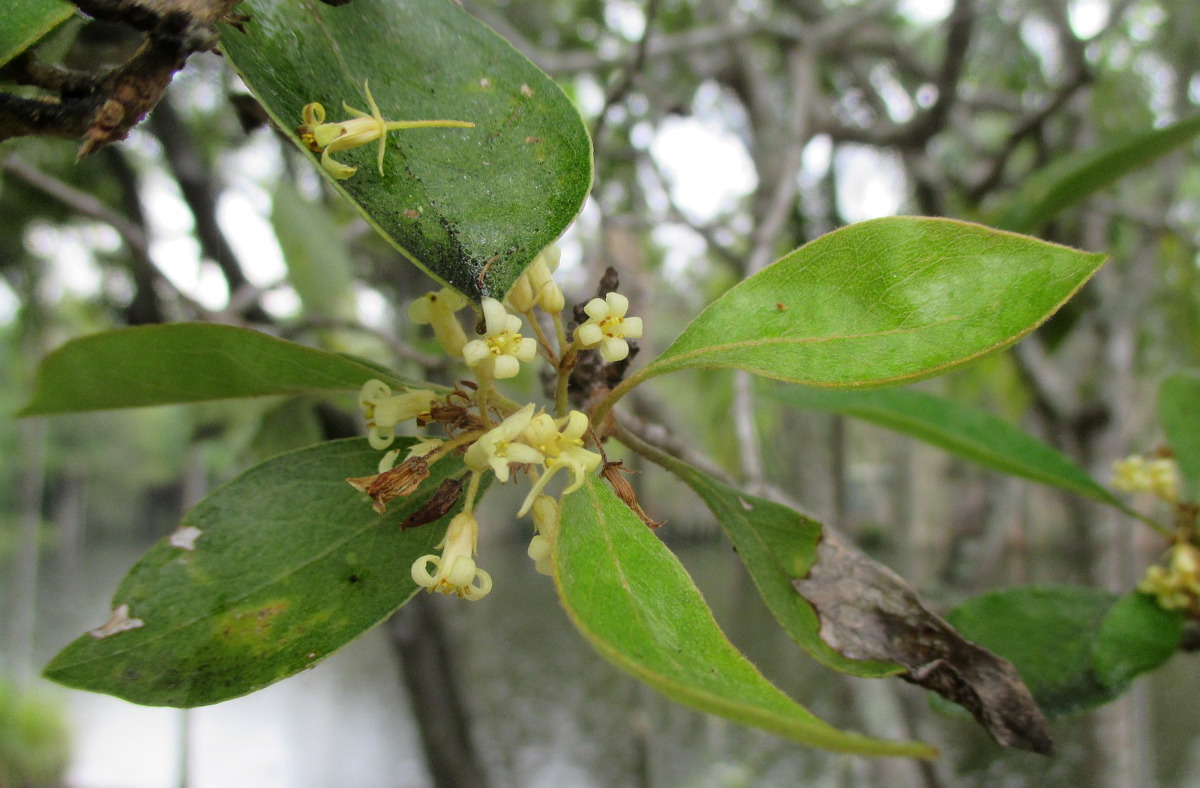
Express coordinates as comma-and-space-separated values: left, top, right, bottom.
792, 532, 1054, 755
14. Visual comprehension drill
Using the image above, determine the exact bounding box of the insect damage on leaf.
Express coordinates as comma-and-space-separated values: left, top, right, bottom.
88, 604, 145, 639
792, 532, 1054, 755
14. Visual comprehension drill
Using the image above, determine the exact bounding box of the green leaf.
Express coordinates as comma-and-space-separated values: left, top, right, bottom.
946, 586, 1126, 718
995, 115, 1200, 234
219, 0, 592, 301
555, 476, 934, 757
1092, 592, 1182, 689
44, 438, 461, 706
1158, 371, 1200, 500
247, 396, 325, 464
666, 462, 902, 679
271, 181, 355, 320
635, 218, 1105, 388
20, 323, 410, 415
769, 385, 1120, 505
0, 0, 74, 69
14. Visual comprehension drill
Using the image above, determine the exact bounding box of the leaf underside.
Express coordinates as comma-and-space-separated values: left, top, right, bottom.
19, 323, 405, 415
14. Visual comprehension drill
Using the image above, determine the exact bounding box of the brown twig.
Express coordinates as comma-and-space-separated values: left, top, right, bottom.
0, 0, 243, 155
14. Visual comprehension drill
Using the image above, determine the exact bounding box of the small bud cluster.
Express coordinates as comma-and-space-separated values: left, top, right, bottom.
1111, 454, 1180, 504
1139, 543, 1200, 614
345, 245, 644, 600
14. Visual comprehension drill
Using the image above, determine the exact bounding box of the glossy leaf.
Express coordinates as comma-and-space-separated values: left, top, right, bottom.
995, 115, 1200, 234
44, 439, 460, 706
219, 0, 592, 301
271, 181, 355, 320
19, 323, 410, 415
1158, 371, 1200, 500
555, 476, 934, 757
634, 218, 1105, 388
0, 0, 74, 69
945, 586, 1149, 718
666, 463, 902, 678
1092, 593, 1182, 689
770, 385, 1120, 505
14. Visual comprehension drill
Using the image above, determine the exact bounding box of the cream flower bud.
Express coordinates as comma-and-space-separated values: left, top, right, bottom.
574, 292, 643, 362
462, 298, 538, 379
507, 275, 537, 313
531, 494, 560, 540
1147, 458, 1180, 503
527, 534, 553, 576
411, 512, 492, 600
359, 380, 437, 450
529, 245, 564, 312
408, 288, 469, 357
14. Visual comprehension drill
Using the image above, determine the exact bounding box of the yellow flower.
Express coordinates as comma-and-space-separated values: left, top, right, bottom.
463, 404, 543, 482
1139, 543, 1200, 612
517, 410, 601, 515
1112, 454, 1182, 503
462, 298, 538, 379
411, 512, 492, 600
359, 379, 437, 450
1146, 458, 1180, 503
408, 288, 469, 357
1112, 455, 1148, 492
297, 81, 473, 180
574, 292, 643, 362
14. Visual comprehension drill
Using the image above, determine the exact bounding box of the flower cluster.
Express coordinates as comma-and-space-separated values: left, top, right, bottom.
297, 81, 473, 180
1139, 542, 1200, 614
1112, 454, 1180, 503
345, 251, 642, 601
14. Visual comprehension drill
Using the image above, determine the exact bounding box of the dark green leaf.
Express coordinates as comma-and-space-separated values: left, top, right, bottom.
0, 0, 74, 69
555, 476, 934, 757
1092, 592, 1182, 688
44, 439, 461, 706
1158, 371, 1200, 500
995, 115, 1200, 234
634, 218, 1104, 388
945, 587, 1121, 717
219, 0, 592, 301
20, 323, 410, 415
770, 385, 1119, 505
667, 463, 902, 678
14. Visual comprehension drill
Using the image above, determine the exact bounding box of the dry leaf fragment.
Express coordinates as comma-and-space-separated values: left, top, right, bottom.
792, 532, 1054, 755
347, 456, 430, 513
401, 478, 464, 530
88, 603, 145, 639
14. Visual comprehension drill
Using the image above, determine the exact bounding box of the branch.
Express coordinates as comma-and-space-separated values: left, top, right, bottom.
2, 151, 209, 319
0, 0, 244, 155
819, 0, 975, 148
591, 0, 662, 144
